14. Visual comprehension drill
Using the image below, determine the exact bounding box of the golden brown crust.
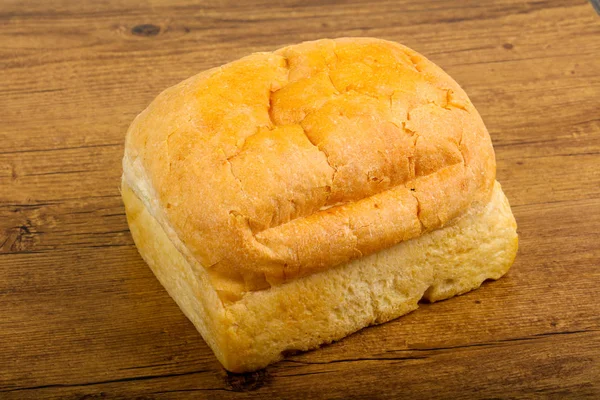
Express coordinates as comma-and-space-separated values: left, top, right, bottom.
122, 38, 496, 297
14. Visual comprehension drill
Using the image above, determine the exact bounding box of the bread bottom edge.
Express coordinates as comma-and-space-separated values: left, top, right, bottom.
122, 180, 518, 372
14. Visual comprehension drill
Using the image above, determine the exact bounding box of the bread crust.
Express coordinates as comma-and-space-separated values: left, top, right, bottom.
123, 37, 496, 299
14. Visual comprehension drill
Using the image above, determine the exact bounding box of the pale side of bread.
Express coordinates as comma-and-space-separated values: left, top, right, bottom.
122, 38, 498, 300
122, 180, 517, 372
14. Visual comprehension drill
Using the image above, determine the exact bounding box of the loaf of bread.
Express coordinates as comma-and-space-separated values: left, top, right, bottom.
122, 38, 518, 372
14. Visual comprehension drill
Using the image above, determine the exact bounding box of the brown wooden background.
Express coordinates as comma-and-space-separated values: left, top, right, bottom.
1, 0, 599, 398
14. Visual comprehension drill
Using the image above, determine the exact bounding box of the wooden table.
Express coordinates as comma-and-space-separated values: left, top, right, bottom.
1, 0, 599, 398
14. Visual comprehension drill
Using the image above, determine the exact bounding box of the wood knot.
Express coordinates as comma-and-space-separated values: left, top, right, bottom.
76, 393, 107, 400
224, 369, 270, 392
502, 43, 514, 50
131, 24, 160, 37
3, 220, 37, 253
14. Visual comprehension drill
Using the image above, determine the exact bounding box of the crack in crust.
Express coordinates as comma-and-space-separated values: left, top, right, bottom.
123, 38, 496, 298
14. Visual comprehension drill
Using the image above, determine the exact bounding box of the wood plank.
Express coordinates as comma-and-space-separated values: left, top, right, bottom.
1, 326, 598, 399
1, 0, 599, 397
0, 197, 130, 254
1, 1, 598, 154
1, 197, 598, 392
0, 146, 122, 202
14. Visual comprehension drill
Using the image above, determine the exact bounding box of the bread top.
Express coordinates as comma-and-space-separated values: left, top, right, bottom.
123, 38, 496, 300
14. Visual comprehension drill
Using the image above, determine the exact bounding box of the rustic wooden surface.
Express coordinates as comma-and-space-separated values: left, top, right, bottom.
1, 0, 599, 398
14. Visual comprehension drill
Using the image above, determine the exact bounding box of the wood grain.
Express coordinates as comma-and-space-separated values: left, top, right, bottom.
1, 0, 599, 398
